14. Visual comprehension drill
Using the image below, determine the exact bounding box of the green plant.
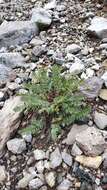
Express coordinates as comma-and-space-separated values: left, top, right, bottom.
18, 65, 91, 140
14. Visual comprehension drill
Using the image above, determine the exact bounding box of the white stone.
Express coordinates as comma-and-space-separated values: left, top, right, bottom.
7, 138, 26, 154
29, 178, 44, 190
50, 147, 62, 168
44, 0, 56, 10
69, 61, 84, 75
22, 134, 32, 143
0, 91, 4, 101
66, 44, 81, 54
57, 179, 72, 190
34, 149, 46, 160
94, 111, 107, 130
18, 173, 35, 189
36, 161, 44, 173
45, 172, 56, 187
88, 17, 107, 39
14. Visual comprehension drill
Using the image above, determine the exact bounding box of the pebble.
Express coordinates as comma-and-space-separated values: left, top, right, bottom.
45, 171, 56, 187
33, 149, 46, 160
29, 178, 44, 190
94, 111, 107, 130
62, 151, 73, 166
7, 138, 26, 154
50, 147, 62, 168
0, 165, 6, 183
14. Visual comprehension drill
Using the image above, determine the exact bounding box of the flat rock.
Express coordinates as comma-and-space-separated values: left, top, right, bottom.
50, 147, 62, 168
94, 111, 107, 130
88, 17, 107, 39
80, 77, 103, 99
0, 21, 38, 48
63, 124, 88, 145
0, 97, 23, 156
76, 127, 106, 156
75, 155, 102, 169
31, 8, 52, 29
99, 89, 107, 101
62, 151, 73, 166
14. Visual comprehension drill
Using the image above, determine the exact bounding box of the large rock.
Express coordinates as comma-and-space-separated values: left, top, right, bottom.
94, 111, 107, 130
7, 138, 26, 154
31, 8, 52, 29
88, 17, 107, 39
0, 21, 38, 48
80, 77, 103, 99
0, 97, 23, 156
63, 124, 88, 145
76, 127, 106, 156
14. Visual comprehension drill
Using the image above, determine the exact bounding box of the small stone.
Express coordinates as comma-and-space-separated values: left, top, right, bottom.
45, 171, 56, 187
32, 45, 47, 57
99, 89, 107, 101
69, 61, 84, 75
66, 44, 81, 54
0, 165, 6, 183
18, 173, 35, 189
7, 138, 26, 154
50, 147, 62, 168
62, 151, 72, 166
36, 161, 44, 173
94, 111, 107, 130
29, 178, 44, 190
44, 0, 56, 10
71, 143, 82, 156
22, 133, 32, 143
75, 155, 102, 169
57, 179, 72, 190
0, 91, 4, 101
101, 71, 107, 87
34, 149, 46, 160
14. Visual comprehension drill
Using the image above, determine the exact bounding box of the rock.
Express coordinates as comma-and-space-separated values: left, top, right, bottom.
80, 181, 93, 190
76, 127, 106, 156
61, 151, 72, 166
66, 44, 81, 54
18, 173, 35, 189
32, 45, 47, 57
0, 97, 23, 156
36, 161, 44, 173
57, 179, 72, 190
34, 149, 46, 160
88, 17, 107, 39
0, 53, 25, 68
0, 21, 38, 48
29, 178, 44, 190
80, 77, 103, 99
30, 37, 44, 46
75, 155, 102, 169
44, 0, 56, 10
45, 172, 56, 187
50, 147, 62, 168
101, 71, 107, 87
7, 82, 19, 91
31, 8, 52, 29
63, 124, 88, 145
71, 143, 82, 156
94, 111, 107, 129
0, 91, 4, 101
69, 61, 85, 75
7, 138, 26, 154
0, 165, 6, 183
22, 133, 32, 143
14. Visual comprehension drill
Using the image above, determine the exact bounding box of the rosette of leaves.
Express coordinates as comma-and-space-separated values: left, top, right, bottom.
18, 65, 91, 140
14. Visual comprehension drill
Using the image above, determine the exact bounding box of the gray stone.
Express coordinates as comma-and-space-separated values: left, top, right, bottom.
62, 151, 72, 166
94, 111, 107, 130
0, 21, 38, 48
31, 8, 52, 29
7, 138, 26, 154
57, 179, 72, 190
66, 44, 81, 54
44, 0, 56, 10
18, 173, 35, 189
0, 64, 12, 81
63, 124, 88, 145
80, 77, 103, 99
0, 97, 23, 156
88, 17, 107, 39
22, 133, 32, 143
29, 178, 44, 190
32, 45, 47, 57
76, 127, 106, 156
36, 161, 44, 173
0, 91, 4, 101
71, 143, 82, 156
34, 149, 46, 160
50, 147, 62, 168
45, 172, 56, 187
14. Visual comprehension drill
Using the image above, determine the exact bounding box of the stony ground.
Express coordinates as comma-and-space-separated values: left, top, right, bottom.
0, 0, 107, 189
